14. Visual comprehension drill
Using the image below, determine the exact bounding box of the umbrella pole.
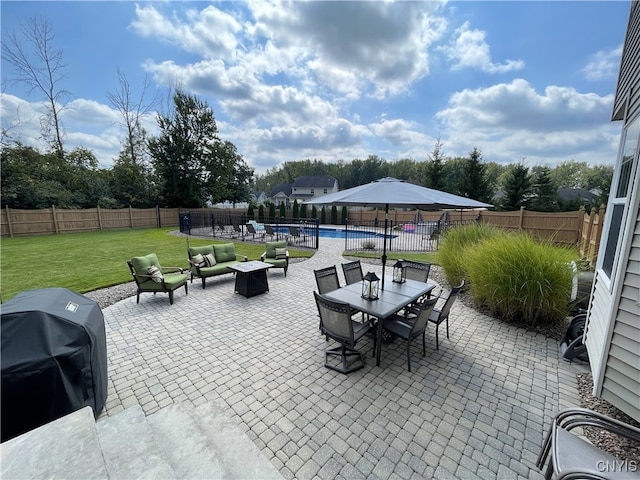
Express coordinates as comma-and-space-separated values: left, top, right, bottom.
382, 205, 388, 290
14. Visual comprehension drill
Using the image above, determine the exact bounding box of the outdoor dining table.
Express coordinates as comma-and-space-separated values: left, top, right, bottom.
323, 276, 435, 366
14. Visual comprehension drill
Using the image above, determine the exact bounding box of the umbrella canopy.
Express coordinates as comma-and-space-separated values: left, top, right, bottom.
304, 177, 493, 210
305, 177, 493, 288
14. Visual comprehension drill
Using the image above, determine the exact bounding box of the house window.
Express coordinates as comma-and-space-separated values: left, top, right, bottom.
311, 189, 314, 194
324, 189, 328, 194
600, 113, 639, 281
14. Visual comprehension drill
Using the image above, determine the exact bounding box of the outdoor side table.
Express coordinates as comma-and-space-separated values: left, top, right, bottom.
229, 261, 273, 298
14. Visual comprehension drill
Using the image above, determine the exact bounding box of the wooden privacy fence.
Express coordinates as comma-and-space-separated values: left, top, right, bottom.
1, 206, 181, 237
1, 204, 605, 263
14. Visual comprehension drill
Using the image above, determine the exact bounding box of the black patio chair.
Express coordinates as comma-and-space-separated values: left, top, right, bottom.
536, 407, 640, 480
382, 297, 438, 371
314, 292, 375, 374
314, 265, 340, 294
341, 260, 363, 286
428, 280, 464, 350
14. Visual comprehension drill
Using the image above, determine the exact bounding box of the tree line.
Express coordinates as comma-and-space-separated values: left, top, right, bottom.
253, 143, 613, 212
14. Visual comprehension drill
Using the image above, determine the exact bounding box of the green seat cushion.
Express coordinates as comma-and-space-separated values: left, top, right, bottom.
131, 253, 160, 276
213, 243, 237, 263
265, 241, 287, 258
162, 272, 188, 288
263, 258, 287, 268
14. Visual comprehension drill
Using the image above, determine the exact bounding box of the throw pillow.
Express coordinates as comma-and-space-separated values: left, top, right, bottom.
147, 265, 164, 283
204, 253, 216, 267
275, 247, 287, 260
191, 253, 205, 266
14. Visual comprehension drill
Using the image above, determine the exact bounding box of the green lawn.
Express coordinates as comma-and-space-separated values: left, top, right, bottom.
0, 228, 314, 302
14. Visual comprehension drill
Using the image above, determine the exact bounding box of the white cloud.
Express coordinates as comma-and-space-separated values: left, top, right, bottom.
435, 79, 619, 165
443, 21, 524, 73
583, 45, 623, 81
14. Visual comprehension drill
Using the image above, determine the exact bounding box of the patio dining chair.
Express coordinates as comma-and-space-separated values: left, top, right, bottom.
401, 260, 432, 316
314, 265, 340, 294
536, 407, 640, 480
314, 292, 375, 374
428, 280, 464, 350
341, 260, 363, 285
382, 297, 438, 371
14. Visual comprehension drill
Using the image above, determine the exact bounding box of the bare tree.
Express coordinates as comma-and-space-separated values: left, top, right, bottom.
107, 68, 159, 165
2, 16, 69, 158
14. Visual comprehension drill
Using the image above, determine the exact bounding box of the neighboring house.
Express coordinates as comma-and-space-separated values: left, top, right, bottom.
291, 175, 339, 203
268, 184, 292, 207
250, 190, 268, 204
557, 188, 598, 204
584, 1, 640, 422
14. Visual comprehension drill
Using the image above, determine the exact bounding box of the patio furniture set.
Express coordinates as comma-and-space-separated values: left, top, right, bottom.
127, 241, 289, 303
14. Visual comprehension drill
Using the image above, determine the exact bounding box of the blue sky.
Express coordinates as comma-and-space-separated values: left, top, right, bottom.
0, 1, 630, 174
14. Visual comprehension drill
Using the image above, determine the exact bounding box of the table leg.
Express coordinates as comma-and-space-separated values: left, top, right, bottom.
376, 316, 383, 366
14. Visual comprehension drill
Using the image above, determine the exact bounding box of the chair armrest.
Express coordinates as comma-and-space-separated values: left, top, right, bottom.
260, 251, 267, 261
161, 266, 184, 274
235, 254, 248, 262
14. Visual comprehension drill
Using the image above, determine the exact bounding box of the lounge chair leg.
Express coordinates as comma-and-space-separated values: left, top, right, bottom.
435, 326, 439, 350
136, 292, 140, 304
407, 342, 412, 372
446, 318, 450, 339
169, 290, 174, 305
201, 277, 206, 289
184, 283, 188, 296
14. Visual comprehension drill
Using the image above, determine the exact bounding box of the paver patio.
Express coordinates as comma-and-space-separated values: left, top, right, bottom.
99, 236, 588, 480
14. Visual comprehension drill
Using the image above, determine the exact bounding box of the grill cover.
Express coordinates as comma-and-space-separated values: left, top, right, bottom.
1, 288, 108, 442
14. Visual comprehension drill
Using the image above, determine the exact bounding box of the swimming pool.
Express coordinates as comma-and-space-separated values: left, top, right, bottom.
274, 226, 396, 239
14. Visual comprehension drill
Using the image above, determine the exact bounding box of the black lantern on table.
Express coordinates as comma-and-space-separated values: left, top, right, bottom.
392, 260, 407, 283
362, 272, 380, 300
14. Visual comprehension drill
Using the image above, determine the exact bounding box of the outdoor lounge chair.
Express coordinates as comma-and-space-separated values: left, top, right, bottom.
536, 407, 640, 480
264, 224, 276, 240
314, 292, 375, 374
260, 241, 289, 276
288, 225, 305, 244
246, 223, 265, 240
382, 297, 438, 371
127, 253, 188, 305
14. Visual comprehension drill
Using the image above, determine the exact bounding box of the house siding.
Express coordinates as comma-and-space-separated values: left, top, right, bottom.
586, 1, 640, 422
613, 2, 640, 121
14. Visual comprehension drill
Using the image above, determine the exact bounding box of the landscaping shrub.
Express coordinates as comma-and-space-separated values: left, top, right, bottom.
437, 223, 504, 285
465, 232, 577, 327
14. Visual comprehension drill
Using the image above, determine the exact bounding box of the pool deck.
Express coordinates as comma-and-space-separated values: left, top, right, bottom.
98, 236, 588, 479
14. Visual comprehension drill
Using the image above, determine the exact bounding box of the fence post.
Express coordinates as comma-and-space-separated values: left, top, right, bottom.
583, 207, 595, 255
129, 205, 133, 228
97, 205, 103, 230
52, 205, 59, 234
5, 205, 14, 238
519, 206, 525, 229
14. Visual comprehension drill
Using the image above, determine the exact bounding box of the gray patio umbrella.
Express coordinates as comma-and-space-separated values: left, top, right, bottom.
305, 177, 493, 288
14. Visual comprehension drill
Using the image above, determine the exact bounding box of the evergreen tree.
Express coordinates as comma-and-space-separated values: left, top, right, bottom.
425, 137, 445, 190
321, 207, 327, 224
268, 203, 275, 222
311, 206, 317, 221
292, 199, 299, 219
500, 162, 531, 211
529, 166, 558, 211
331, 206, 338, 224
300, 203, 307, 219
459, 147, 491, 202
341, 206, 348, 224
279, 203, 285, 219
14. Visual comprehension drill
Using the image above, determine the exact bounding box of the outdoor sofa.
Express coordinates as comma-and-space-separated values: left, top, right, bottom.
188, 243, 247, 289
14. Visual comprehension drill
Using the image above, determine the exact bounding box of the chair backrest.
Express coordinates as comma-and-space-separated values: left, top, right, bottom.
342, 260, 363, 285
246, 224, 257, 234
404, 260, 431, 283
314, 266, 340, 294
265, 224, 274, 234
289, 226, 300, 237
314, 292, 354, 345
436, 280, 465, 322
411, 297, 439, 336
